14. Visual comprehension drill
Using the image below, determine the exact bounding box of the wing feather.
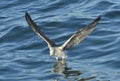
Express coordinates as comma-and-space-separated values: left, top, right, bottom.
61, 16, 101, 49
25, 12, 56, 47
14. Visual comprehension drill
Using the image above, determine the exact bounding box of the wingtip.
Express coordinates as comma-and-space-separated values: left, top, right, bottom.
25, 12, 32, 22
25, 11, 29, 17
96, 15, 101, 21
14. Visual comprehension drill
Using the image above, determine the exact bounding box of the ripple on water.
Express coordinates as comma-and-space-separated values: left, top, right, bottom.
0, 0, 120, 81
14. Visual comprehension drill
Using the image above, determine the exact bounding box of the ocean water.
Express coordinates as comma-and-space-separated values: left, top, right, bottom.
0, 0, 120, 81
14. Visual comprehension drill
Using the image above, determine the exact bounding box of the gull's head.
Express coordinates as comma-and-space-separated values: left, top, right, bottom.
49, 47, 55, 57
50, 49, 54, 57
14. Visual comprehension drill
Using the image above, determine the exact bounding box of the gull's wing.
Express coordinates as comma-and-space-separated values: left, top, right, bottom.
61, 16, 101, 49
25, 12, 56, 47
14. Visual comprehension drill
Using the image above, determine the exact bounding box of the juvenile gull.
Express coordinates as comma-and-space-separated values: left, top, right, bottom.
25, 12, 101, 60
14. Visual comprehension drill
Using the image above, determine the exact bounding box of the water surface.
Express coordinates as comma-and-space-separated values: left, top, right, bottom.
0, 0, 120, 81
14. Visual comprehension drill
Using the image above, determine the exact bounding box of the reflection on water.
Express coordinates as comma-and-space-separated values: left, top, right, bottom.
52, 60, 96, 81
52, 60, 81, 77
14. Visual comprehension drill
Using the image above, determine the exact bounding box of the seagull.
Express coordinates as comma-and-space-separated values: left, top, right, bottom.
25, 12, 101, 60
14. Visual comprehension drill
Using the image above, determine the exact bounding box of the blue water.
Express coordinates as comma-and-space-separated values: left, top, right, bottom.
0, 0, 120, 81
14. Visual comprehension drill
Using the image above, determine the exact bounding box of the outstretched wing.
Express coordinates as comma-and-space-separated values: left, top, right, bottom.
25, 12, 56, 47
61, 16, 101, 49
